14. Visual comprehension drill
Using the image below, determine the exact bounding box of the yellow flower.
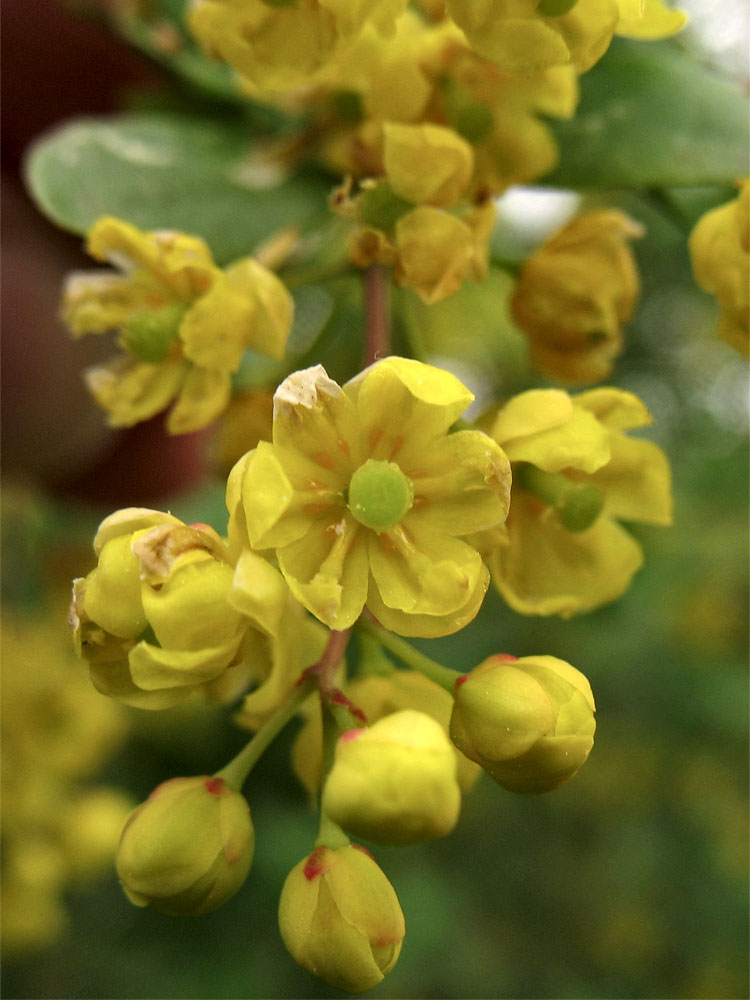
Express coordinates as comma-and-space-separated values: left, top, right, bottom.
70, 507, 325, 715
689, 180, 750, 359
278, 843, 405, 992
510, 210, 644, 383
321, 709, 462, 844
1, 612, 133, 955
116, 776, 254, 916
62, 216, 293, 433
450, 653, 596, 793
485, 386, 672, 616
188, 0, 407, 92
291, 669, 482, 800
229, 358, 511, 636
445, 0, 685, 76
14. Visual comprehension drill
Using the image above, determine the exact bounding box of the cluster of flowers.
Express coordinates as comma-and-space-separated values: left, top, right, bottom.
57, 0, 748, 992
69, 353, 670, 990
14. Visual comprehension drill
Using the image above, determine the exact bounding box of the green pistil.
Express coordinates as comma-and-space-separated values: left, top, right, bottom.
516, 463, 605, 533
121, 302, 187, 363
348, 459, 414, 533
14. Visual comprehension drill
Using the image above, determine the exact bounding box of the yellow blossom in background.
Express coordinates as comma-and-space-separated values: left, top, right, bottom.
188, 0, 407, 92
229, 358, 511, 636
510, 210, 644, 383
445, 0, 685, 76
484, 386, 672, 616
1, 613, 133, 956
689, 179, 750, 358
70, 507, 326, 716
62, 216, 293, 433
210, 385, 275, 478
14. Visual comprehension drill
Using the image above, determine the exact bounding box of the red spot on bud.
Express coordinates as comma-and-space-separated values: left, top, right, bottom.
204, 778, 226, 796
340, 728, 364, 743
493, 653, 518, 662
352, 843, 375, 861
454, 674, 469, 690
303, 846, 329, 881
189, 522, 213, 533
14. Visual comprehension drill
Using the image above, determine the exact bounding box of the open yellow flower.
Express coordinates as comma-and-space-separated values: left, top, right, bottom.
485, 387, 672, 616
229, 358, 511, 636
62, 216, 292, 433
689, 179, 749, 358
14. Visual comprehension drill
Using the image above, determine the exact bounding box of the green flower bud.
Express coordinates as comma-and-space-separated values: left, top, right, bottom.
116, 776, 254, 915
321, 710, 461, 844
450, 654, 596, 794
278, 844, 405, 993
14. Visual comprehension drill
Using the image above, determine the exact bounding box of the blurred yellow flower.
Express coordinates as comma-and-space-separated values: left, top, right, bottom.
445, 0, 685, 75
510, 209, 644, 383
1, 614, 133, 955
62, 216, 292, 433
485, 386, 672, 616
188, 0, 407, 92
229, 358, 511, 636
689, 179, 750, 358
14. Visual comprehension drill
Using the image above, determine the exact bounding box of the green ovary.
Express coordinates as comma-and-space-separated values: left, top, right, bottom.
348, 460, 414, 533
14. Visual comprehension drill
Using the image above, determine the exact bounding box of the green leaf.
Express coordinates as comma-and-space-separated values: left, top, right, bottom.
24, 112, 331, 265
545, 39, 749, 189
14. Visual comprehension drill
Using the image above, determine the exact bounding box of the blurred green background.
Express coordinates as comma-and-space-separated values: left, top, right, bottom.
1, 2, 748, 997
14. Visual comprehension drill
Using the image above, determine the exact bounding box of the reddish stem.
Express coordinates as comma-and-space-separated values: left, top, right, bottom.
363, 264, 391, 367
301, 628, 351, 696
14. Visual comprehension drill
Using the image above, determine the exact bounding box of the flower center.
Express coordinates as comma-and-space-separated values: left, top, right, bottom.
121, 302, 187, 363
347, 460, 414, 533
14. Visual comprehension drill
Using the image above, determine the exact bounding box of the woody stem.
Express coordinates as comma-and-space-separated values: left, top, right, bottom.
363, 263, 391, 366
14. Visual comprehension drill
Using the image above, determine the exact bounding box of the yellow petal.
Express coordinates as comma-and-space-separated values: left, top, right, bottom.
574, 386, 652, 431
128, 637, 243, 691
61, 272, 159, 337
403, 430, 511, 536
490, 491, 644, 616
166, 366, 231, 434
585, 434, 672, 525
229, 550, 290, 638
615, 0, 687, 38
84, 356, 186, 428
383, 123, 474, 209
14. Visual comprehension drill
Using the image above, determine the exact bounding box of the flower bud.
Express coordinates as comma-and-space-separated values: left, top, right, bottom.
278, 844, 404, 993
321, 710, 461, 844
116, 776, 254, 915
450, 655, 595, 794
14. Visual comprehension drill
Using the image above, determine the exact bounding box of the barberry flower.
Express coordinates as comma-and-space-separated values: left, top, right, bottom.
445, 0, 685, 76
450, 654, 596, 794
484, 387, 672, 616
228, 358, 512, 636
689, 179, 749, 358
292, 670, 481, 799
188, 0, 407, 92
321, 709, 461, 844
510, 210, 644, 383
62, 216, 292, 433
278, 843, 405, 992
70, 507, 323, 712
116, 776, 254, 915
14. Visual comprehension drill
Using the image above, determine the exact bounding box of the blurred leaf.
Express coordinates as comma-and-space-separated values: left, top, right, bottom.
546, 39, 749, 189
24, 112, 330, 264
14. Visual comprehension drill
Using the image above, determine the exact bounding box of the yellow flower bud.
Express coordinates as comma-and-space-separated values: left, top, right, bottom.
321, 709, 461, 845
278, 844, 404, 993
116, 776, 254, 916
450, 654, 596, 794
